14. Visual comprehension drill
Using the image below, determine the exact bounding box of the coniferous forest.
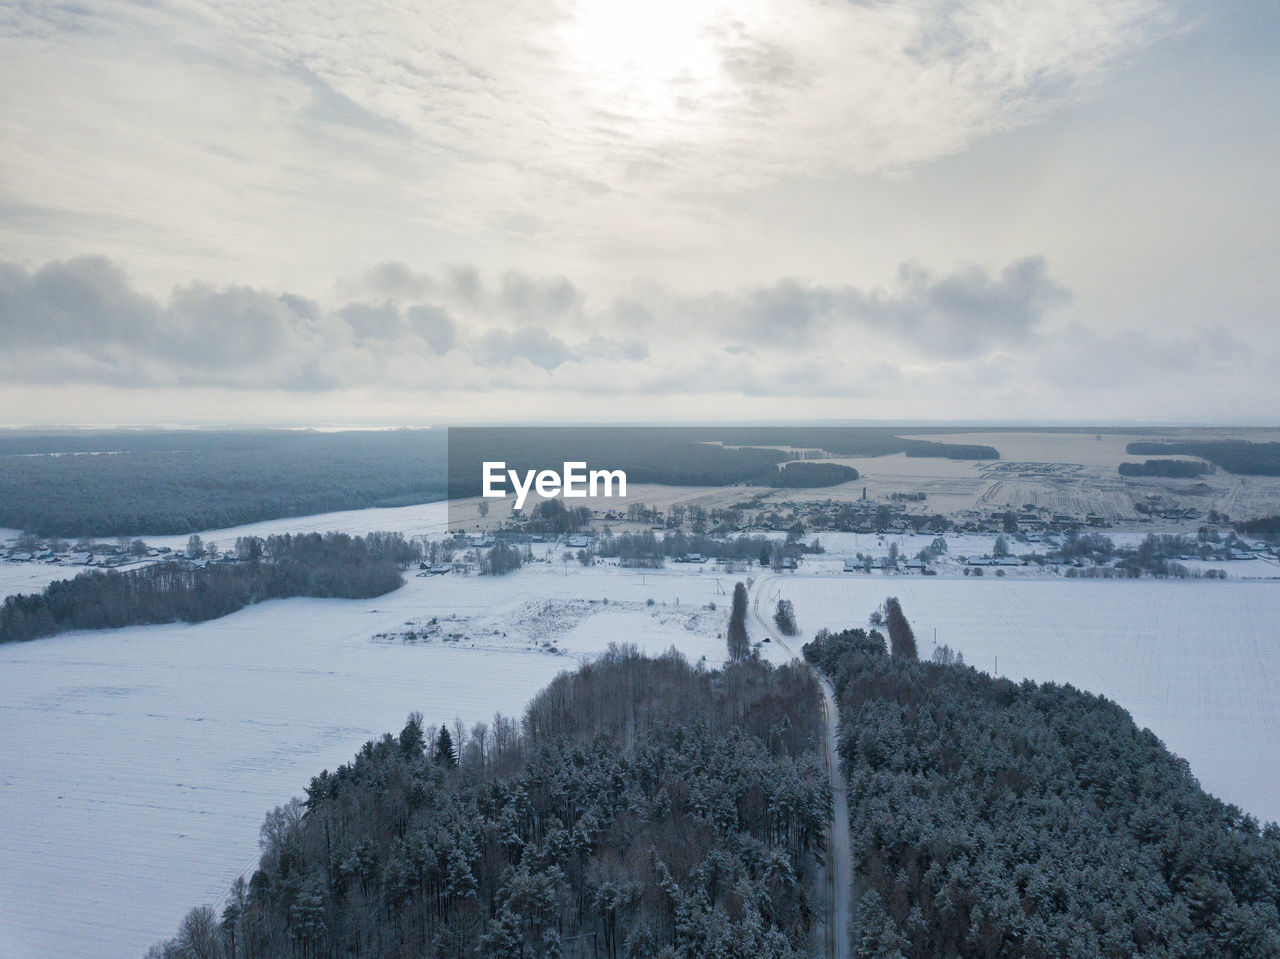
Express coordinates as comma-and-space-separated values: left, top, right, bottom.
0, 430, 450, 537
804, 627, 1280, 958
149, 646, 831, 959
0, 532, 415, 644
149, 615, 1280, 959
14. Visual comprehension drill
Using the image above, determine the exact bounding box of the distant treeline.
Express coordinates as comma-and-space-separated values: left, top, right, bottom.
1127, 440, 1280, 476
0, 532, 414, 644
900, 439, 999, 460
0, 429, 448, 537
1236, 515, 1280, 537
765, 461, 858, 487
447, 427, 995, 497
0, 427, 995, 537
592, 531, 812, 567
149, 646, 829, 959
1119, 459, 1211, 478
804, 623, 1280, 957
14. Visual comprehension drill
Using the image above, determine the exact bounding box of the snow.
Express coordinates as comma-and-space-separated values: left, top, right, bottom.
761, 573, 1280, 824
2, 523, 1279, 958
0, 561, 737, 959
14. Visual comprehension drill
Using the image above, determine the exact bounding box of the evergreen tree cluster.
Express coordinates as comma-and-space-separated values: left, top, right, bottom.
0, 532, 414, 644
0, 430, 448, 537
1119, 460, 1211, 478
1126, 441, 1280, 477
882, 597, 917, 661
149, 646, 831, 959
593, 532, 805, 567
763, 462, 859, 488
727, 582, 750, 661
806, 628, 1280, 958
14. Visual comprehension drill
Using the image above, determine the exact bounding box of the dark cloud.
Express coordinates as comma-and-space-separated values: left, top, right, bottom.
0, 253, 1071, 395
0, 255, 158, 348
720, 256, 1070, 357
357, 262, 435, 301
338, 301, 403, 341
406, 304, 457, 354
498, 271, 583, 319
168, 282, 312, 365
734, 278, 838, 347
446, 265, 483, 305
475, 326, 575, 370
0, 256, 328, 386
852, 256, 1071, 356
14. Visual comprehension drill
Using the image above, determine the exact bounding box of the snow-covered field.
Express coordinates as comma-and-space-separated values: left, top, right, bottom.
763, 574, 1280, 824
0, 561, 741, 959
2, 506, 1279, 958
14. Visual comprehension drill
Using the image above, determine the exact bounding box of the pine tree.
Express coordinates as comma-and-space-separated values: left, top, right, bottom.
727, 582, 750, 660
399, 712, 425, 757
435, 724, 457, 768
884, 596, 917, 660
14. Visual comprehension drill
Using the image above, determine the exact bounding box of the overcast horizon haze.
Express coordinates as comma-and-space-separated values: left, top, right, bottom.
1, 0, 1277, 426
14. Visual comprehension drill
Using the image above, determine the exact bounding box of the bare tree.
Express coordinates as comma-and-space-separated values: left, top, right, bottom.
175, 905, 220, 959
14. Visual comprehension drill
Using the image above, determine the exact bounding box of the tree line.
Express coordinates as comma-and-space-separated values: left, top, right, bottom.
446, 427, 997, 498
1119, 460, 1211, 478
0, 429, 448, 537
1126, 440, 1280, 477
764, 462, 859, 488
148, 645, 832, 959
0, 532, 415, 644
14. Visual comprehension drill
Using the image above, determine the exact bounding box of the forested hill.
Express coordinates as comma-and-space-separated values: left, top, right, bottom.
149, 648, 831, 959
0, 429, 448, 537
804, 626, 1280, 958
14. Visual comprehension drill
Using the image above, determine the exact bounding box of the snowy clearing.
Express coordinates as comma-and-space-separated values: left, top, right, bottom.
0, 562, 743, 959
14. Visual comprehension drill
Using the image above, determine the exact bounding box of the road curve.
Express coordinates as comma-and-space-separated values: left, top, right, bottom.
751, 576, 853, 959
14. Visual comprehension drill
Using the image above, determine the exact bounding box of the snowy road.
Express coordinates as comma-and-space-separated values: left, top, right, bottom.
752, 576, 852, 959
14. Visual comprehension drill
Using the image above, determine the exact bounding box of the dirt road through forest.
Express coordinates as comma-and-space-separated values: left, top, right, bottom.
752, 576, 852, 959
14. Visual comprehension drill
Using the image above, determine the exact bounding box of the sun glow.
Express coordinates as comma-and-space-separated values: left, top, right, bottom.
559, 0, 739, 121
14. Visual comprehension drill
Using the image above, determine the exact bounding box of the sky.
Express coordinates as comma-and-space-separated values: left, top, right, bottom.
0, 0, 1276, 426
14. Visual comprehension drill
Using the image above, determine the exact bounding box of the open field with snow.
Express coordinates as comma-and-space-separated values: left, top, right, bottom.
0, 561, 744, 959
3, 554, 1279, 958
763, 573, 1280, 825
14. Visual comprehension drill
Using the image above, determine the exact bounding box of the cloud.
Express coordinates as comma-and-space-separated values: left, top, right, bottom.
474, 327, 576, 371
0, 0, 1178, 289
338, 301, 403, 342
406, 304, 457, 354
701, 256, 1069, 358
0, 257, 329, 387
851, 256, 1072, 357
0, 252, 1132, 402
